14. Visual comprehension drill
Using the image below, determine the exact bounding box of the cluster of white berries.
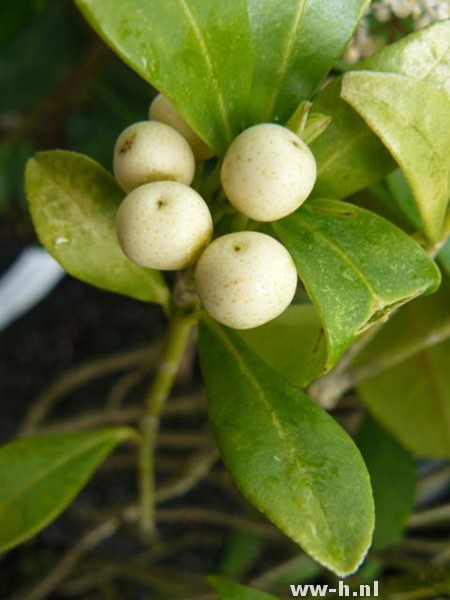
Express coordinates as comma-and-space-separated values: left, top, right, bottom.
113, 94, 317, 329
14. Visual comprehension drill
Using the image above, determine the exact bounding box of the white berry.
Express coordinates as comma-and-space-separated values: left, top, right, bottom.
149, 94, 215, 161
116, 181, 212, 270
195, 231, 297, 329
221, 123, 317, 222
113, 121, 195, 192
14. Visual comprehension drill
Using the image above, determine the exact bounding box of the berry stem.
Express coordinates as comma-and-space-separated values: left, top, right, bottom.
139, 275, 198, 536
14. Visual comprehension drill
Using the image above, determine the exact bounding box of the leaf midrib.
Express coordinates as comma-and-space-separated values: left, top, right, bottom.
316, 33, 450, 185
289, 213, 384, 310
418, 38, 450, 94
345, 79, 443, 171
37, 159, 113, 240
262, 0, 307, 120
177, 0, 232, 144
0, 433, 117, 520
207, 319, 334, 539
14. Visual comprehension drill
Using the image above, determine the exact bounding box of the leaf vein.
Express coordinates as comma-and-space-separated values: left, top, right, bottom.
343, 81, 445, 174
296, 212, 384, 310
177, 0, 232, 142
419, 39, 450, 93
0, 433, 116, 520
264, 0, 307, 119
206, 319, 334, 538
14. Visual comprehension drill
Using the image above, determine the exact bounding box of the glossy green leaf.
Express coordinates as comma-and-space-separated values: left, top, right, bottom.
356, 416, 415, 550
0, 428, 133, 551
75, 0, 253, 156
238, 304, 326, 387
246, 0, 370, 124
310, 79, 395, 199
311, 20, 450, 199
341, 72, 450, 242
199, 317, 374, 577
273, 199, 440, 369
25, 151, 169, 305
354, 278, 450, 458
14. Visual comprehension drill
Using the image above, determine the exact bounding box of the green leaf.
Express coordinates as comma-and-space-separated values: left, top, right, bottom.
199, 317, 374, 577
246, 0, 370, 124
273, 199, 441, 370
355, 278, 450, 458
300, 113, 332, 145
0, 428, 133, 552
358, 339, 450, 458
310, 79, 395, 200
208, 576, 279, 600
219, 531, 263, 578
439, 238, 450, 278
383, 170, 421, 230
341, 72, 450, 243
311, 20, 450, 199
75, 0, 253, 156
356, 416, 415, 550
353, 275, 450, 374
285, 100, 332, 145
25, 151, 169, 306
362, 19, 450, 98
238, 304, 326, 387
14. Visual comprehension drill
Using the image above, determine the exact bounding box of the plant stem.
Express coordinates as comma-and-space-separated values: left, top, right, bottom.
309, 315, 450, 408
139, 310, 196, 536
20, 345, 155, 436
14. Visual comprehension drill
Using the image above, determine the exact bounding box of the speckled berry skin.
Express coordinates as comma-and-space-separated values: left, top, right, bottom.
220, 123, 317, 222
113, 121, 196, 192
116, 181, 212, 270
195, 231, 297, 329
149, 94, 215, 161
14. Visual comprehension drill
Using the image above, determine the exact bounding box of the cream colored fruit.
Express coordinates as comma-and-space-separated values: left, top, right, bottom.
116, 181, 212, 270
113, 121, 195, 192
195, 231, 297, 329
221, 123, 317, 222
149, 94, 215, 161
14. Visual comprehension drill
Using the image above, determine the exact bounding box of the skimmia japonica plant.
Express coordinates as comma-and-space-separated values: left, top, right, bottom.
2, 1, 450, 597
